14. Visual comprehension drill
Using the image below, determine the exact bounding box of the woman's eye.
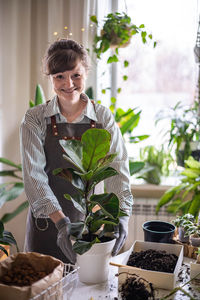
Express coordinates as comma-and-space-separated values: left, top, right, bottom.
73, 73, 80, 78
56, 75, 64, 79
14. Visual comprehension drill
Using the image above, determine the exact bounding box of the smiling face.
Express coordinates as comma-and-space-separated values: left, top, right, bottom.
50, 61, 87, 103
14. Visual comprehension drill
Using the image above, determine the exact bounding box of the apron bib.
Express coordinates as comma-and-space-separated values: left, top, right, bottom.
24, 105, 102, 263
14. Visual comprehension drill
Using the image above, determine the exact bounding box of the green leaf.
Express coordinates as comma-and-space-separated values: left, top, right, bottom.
185, 156, 200, 169
117, 88, 121, 93
53, 168, 85, 192
59, 140, 84, 172
129, 135, 149, 143
64, 193, 86, 215
82, 129, 111, 171
129, 161, 145, 176
0, 220, 4, 237
34, 84, 46, 106
123, 75, 128, 81
1, 201, 29, 223
124, 60, 129, 67
107, 55, 119, 64
139, 24, 145, 28
90, 193, 119, 219
90, 15, 98, 24
72, 237, 100, 255
0, 170, 22, 179
181, 168, 200, 179
89, 167, 118, 190
90, 217, 118, 233
110, 97, 116, 104
96, 153, 117, 169
156, 186, 180, 213
101, 89, 106, 94
0, 158, 22, 170
120, 112, 141, 135
188, 194, 200, 218
0, 182, 24, 208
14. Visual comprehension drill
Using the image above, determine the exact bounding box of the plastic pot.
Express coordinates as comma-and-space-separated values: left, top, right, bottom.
142, 220, 175, 244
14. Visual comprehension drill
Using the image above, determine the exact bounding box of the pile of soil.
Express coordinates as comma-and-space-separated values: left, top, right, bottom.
119, 273, 155, 300
0, 263, 48, 286
127, 249, 178, 273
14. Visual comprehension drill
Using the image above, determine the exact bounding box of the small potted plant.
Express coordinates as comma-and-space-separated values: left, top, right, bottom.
185, 222, 200, 247
53, 128, 127, 284
173, 214, 195, 243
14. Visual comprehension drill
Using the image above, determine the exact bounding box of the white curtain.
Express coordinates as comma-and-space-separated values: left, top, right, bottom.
0, 0, 100, 159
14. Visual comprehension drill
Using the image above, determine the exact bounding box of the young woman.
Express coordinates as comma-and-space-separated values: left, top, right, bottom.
20, 39, 133, 263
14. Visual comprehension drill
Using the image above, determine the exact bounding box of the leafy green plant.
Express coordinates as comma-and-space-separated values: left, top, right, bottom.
0, 84, 46, 223
135, 145, 174, 185
0, 220, 19, 256
53, 128, 127, 255
91, 12, 156, 62
156, 156, 200, 219
156, 101, 200, 165
173, 213, 195, 228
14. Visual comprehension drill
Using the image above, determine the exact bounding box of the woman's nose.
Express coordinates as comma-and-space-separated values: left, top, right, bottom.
65, 76, 74, 88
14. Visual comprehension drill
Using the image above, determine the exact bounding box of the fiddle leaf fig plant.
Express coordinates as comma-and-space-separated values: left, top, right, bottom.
53, 128, 127, 255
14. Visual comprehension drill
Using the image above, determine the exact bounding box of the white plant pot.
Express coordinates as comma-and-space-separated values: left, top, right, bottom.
76, 238, 116, 284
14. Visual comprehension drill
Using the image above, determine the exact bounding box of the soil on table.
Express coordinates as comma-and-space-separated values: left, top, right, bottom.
127, 249, 178, 273
0, 263, 48, 286
119, 273, 155, 300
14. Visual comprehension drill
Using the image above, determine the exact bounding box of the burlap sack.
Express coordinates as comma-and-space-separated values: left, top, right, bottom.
0, 252, 64, 300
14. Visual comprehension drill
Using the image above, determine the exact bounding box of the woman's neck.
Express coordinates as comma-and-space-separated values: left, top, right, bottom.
58, 97, 86, 122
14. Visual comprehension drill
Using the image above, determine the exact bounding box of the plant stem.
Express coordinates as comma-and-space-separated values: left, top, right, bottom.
160, 271, 200, 300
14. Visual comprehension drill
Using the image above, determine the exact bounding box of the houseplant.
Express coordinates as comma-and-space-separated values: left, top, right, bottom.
172, 213, 195, 243
135, 145, 174, 185
156, 156, 200, 219
53, 128, 127, 283
0, 219, 18, 259
0, 84, 45, 223
156, 100, 200, 166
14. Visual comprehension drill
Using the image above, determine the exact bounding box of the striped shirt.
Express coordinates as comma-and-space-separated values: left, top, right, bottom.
20, 94, 134, 218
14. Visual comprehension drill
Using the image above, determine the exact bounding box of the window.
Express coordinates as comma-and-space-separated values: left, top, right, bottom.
114, 0, 198, 159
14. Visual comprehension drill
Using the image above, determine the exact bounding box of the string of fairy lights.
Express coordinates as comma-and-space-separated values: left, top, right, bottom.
53, 23, 94, 38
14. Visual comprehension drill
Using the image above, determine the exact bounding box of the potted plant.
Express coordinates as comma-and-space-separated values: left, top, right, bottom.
53, 128, 127, 284
0, 220, 18, 260
185, 222, 200, 247
135, 145, 174, 185
90, 12, 156, 62
173, 213, 195, 243
156, 100, 200, 166
156, 156, 200, 219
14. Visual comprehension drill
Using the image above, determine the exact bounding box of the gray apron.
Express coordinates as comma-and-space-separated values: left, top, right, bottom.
25, 103, 102, 263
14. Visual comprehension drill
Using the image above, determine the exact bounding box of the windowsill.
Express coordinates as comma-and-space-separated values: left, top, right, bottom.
131, 183, 172, 199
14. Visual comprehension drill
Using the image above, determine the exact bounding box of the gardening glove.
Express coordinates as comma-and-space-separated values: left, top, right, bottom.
112, 216, 129, 256
55, 216, 76, 264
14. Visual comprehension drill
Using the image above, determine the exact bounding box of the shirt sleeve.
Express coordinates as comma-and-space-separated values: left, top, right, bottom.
20, 108, 62, 218
96, 105, 134, 215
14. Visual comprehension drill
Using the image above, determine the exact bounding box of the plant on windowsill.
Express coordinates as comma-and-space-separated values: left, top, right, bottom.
0, 84, 46, 223
156, 100, 200, 166
156, 156, 200, 220
134, 145, 174, 185
53, 128, 127, 283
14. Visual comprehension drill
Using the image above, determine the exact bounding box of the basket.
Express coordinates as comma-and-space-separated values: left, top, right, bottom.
30, 264, 78, 300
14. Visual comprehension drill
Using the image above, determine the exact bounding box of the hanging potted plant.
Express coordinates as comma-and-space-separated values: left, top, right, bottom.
90, 12, 156, 62
53, 128, 127, 284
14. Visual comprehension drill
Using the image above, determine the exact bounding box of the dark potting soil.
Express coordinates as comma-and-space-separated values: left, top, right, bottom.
127, 249, 178, 273
119, 273, 155, 300
81, 233, 113, 243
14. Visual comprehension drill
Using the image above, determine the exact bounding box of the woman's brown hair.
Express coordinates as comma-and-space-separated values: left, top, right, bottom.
43, 39, 89, 75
